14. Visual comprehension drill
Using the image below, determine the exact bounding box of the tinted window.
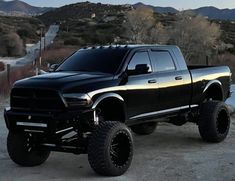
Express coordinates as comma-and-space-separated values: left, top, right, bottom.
128, 52, 152, 72
150, 51, 175, 72
57, 49, 128, 74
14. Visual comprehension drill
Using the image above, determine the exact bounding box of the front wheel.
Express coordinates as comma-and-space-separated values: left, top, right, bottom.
88, 121, 133, 176
7, 131, 50, 166
198, 101, 230, 143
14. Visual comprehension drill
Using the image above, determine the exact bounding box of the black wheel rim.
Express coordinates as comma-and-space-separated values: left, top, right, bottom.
216, 109, 229, 135
25, 133, 33, 153
110, 131, 131, 167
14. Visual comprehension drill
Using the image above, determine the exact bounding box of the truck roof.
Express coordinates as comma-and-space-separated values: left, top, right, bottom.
79, 44, 187, 71
80, 44, 179, 51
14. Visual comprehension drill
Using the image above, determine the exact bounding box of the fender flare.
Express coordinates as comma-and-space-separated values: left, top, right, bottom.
203, 80, 224, 100
92, 93, 124, 109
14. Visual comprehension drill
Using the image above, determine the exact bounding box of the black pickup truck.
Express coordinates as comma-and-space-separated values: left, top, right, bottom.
4, 45, 232, 176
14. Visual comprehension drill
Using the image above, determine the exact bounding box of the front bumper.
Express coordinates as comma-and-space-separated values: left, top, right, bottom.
4, 107, 94, 134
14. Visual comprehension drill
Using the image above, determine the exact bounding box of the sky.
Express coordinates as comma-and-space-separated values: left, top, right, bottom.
8, 0, 235, 9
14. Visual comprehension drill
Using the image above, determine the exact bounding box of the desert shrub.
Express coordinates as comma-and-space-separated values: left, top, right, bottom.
17, 29, 30, 37
64, 38, 80, 45
169, 12, 221, 62
0, 33, 25, 57
64, 37, 85, 46
215, 53, 235, 82
59, 32, 72, 39
29, 18, 42, 26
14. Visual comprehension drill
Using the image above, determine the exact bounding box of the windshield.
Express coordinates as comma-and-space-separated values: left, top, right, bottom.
56, 48, 128, 74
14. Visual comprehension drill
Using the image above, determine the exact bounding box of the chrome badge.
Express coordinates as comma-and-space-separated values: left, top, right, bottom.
28, 115, 32, 120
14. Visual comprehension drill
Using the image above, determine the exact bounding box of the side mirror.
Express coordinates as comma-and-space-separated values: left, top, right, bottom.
127, 64, 150, 75
49, 64, 59, 72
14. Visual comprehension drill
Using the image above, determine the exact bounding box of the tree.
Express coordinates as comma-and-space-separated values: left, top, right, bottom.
149, 22, 169, 44
0, 33, 24, 57
169, 12, 221, 63
124, 7, 168, 44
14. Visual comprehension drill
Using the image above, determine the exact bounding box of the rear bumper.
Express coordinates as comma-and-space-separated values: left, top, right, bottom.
4, 107, 94, 134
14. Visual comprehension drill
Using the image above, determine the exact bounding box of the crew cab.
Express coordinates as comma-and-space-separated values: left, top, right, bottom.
4, 45, 232, 176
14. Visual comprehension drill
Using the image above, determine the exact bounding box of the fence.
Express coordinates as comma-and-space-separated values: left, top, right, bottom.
0, 63, 34, 97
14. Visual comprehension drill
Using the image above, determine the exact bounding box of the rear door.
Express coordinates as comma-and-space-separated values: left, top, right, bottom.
149, 49, 191, 110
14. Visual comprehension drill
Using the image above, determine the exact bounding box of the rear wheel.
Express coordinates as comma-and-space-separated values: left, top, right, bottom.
88, 121, 133, 176
7, 131, 50, 166
198, 101, 230, 143
131, 122, 157, 135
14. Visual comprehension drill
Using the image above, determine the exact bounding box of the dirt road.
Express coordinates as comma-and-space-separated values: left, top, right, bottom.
0, 25, 59, 67
0, 99, 234, 181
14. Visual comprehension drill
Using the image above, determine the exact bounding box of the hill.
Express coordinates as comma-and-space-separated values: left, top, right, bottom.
38, 2, 131, 45
38, 2, 235, 49
0, 0, 52, 15
37, 1, 235, 81
134, 2, 235, 21
193, 6, 235, 21
133, 2, 178, 14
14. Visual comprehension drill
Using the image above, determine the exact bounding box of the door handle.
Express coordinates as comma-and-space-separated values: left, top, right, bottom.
175, 76, 183, 80
148, 79, 157, 84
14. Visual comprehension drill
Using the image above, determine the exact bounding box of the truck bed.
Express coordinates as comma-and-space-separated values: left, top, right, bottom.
188, 65, 214, 70
188, 65, 231, 105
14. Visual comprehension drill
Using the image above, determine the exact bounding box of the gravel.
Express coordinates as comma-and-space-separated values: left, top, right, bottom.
0, 98, 235, 181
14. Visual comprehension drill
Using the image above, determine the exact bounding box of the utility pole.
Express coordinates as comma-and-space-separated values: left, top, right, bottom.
39, 27, 42, 67
206, 55, 209, 66
44, 31, 46, 51
36, 25, 44, 75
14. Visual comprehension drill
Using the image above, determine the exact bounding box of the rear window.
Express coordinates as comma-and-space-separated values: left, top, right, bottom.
150, 51, 176, 72
57, 48, 128, 74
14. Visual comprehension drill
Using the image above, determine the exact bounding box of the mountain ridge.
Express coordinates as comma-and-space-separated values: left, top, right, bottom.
0, 0, 52, 15
1, 1, 235, 20
134, 2, 235, 20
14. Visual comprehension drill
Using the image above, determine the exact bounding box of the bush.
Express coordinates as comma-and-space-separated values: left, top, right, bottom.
0, 33, 25, 57
64, 37, 85, 46
216, 53, 235, 83
17, 29, 29, 37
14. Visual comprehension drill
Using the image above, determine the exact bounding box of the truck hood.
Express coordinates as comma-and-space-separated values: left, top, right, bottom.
14, 72, 113, 91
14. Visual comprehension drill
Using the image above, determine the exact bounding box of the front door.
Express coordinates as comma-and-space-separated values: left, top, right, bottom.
123, 51, 159, 119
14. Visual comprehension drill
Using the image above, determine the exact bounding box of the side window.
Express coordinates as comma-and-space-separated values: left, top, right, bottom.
150, 51, 176, 72
128, 52, 152, 72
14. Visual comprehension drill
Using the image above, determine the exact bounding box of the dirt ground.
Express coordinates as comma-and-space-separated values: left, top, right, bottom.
0, 98, 235, 181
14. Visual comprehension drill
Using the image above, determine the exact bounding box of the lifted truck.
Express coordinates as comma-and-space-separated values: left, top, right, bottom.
4, 45, 232, 176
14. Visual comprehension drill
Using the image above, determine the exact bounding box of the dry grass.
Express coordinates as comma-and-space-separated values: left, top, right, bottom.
41, 45, 77, 70
215, 53, 235, 82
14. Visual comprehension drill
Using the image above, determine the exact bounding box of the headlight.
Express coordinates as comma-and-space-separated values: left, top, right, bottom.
62, 93, 92, 107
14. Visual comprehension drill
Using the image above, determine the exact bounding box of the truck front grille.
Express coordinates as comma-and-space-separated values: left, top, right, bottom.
11, 88, 65, 111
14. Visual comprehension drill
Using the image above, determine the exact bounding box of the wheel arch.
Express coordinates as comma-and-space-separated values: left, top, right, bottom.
203, 80, 224, 101
92, 93, 126, 123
